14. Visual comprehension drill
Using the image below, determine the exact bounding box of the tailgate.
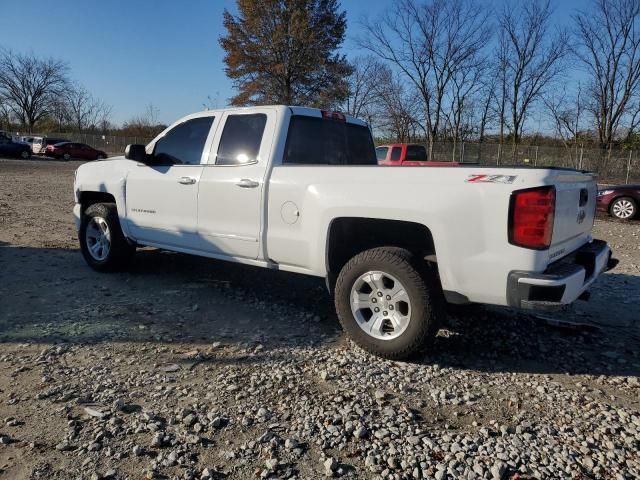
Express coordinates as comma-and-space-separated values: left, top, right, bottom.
549, 171, 597, 260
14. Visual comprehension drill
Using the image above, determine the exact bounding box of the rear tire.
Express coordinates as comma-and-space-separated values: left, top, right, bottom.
610, 196, 637, 219
334, 247, 444, 360
63, 153, 71, 161
20, 150, 31, 159
79, 203, 135, 272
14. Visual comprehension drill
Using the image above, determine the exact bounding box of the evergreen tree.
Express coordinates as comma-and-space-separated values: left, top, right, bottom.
220, 0, 352, 107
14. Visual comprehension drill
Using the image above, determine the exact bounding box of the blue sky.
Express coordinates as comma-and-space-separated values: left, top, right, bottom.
0, 0, 585, 125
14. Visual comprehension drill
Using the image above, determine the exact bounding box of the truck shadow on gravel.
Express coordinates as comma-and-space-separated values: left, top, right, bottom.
0, 245, 338, 348
1, 244, 638, 378
431, 276, 640, 378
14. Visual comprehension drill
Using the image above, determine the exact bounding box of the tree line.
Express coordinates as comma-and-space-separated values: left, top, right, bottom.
0, 49, 165, 137
221, 0, 640, 158
3, 0, 640, 156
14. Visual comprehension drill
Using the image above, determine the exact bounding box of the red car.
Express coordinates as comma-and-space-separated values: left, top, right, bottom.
376, 143, 460, 166
47, 142, 108, 161
597, 184, 640, 219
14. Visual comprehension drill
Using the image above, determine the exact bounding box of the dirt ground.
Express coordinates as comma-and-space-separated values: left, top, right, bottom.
0, 158, 639, 480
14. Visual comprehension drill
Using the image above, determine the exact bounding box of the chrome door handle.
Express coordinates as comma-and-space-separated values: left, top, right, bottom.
178, 176, 196, 185
236, 178, 259, 188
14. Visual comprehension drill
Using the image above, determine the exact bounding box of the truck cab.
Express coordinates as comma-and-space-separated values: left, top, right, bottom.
377, 143, 460, 166
73, 105, 615, 360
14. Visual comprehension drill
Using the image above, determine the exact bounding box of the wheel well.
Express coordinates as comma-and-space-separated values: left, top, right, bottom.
79, 191, 116, 212
326, 217, 436, 288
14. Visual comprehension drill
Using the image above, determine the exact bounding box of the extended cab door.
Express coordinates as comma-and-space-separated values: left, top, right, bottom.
197, 108, 276, 260
125, 115, 216, 249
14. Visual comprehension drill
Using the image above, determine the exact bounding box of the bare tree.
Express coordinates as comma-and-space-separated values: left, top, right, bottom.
96, 103, 113, 133
375, 66, 423, 142
359, 0, 492, 159
544, 84, 586, 167
498, 0, 568, 150
445, 59, 487, 158
342, 56, 383, 123
49, 97, 70, 131
144, 103, 160, 126
575, 0, 640, 148
477, 76, 498, 145
65, 85, 102, 132
0, 101, 11, 130
0, 49, 69, 132
495, 27, 510, 145
203, 92, 220, 110
121, 103, 164, 137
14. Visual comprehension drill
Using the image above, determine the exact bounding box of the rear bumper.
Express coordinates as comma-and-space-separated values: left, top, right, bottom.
507, 239, 616, 311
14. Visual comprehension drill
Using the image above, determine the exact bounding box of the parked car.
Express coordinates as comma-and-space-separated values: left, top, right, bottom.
73, 105, 615, 359
0, 131, 31, 159
597, 184, 640, 219
31, 137, 71, 155
19, 136, 43, 151
14, 135, 32, 145
376, 143, 461, 166
47, 142, 108, 161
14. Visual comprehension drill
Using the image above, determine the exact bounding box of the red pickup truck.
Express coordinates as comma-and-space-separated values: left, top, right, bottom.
376, 143, 460, 166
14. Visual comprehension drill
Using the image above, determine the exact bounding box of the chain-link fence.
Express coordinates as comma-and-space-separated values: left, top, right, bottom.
23, 131, 640, 184
430, 142, 640, 184
33, 132, 154, 156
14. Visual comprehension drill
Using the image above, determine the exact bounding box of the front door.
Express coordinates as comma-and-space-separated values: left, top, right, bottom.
125, 115, 216, 250
69, 143, 83, 158
197, 108, 276, 259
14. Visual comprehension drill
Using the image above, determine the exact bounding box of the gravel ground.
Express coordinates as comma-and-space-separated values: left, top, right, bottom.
0, 158, 639, 480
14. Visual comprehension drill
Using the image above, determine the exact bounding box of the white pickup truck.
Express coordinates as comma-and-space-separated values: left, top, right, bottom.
73, 106, 616, 359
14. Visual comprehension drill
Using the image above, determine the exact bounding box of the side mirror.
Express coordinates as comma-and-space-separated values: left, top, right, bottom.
125, 144, 148, 163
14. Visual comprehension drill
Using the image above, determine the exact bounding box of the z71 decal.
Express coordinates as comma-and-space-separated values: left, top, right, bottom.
465, 174, 518, 184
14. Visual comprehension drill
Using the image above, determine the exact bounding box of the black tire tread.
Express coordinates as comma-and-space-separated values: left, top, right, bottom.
334, 247, 443, 360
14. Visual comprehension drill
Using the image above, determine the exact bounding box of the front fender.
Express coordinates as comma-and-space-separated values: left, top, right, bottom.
74, 158, 132, 236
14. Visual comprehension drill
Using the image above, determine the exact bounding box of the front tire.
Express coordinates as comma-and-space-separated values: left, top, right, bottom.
334, 247, 444, 360
20, 150, 31, 159
610, 196, 637, 219
79, 203, 135, 271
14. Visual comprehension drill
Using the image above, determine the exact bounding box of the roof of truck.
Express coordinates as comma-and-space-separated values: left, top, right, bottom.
186, 105, 368, 127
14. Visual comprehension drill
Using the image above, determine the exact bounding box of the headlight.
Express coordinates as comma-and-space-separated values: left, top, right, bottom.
597, 190, 614, 196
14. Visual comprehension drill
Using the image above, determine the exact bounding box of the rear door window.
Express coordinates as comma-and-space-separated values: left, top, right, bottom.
216, 114, 267, 165
406, 145, 427, 161
153, 116, 214, 165
283, 115, 376, 165
390, 147, 401, 161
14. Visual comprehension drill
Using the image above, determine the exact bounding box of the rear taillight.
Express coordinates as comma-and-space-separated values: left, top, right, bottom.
509, 186, 556, 250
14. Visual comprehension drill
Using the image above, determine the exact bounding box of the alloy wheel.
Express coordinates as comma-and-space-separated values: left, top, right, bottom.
350, 271, 412, 340
612, 199, 635, 219
85, 217, 111, 261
